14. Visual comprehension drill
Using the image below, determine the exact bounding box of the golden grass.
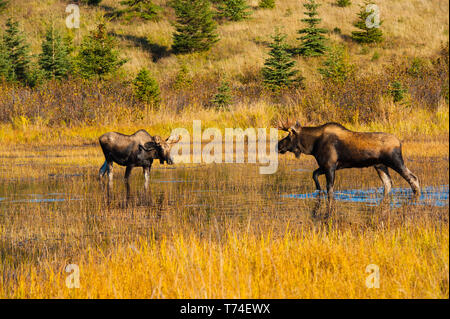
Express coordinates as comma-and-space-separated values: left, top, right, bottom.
0, 136, 448, 299
0, 1, 448, 146
1, 0, 448, 79
0, 1, 448, 300
0, 102, 448, 146
2, 223, 448, 299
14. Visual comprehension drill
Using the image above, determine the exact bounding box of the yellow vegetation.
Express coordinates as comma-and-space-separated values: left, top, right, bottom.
1, 223, 448, 299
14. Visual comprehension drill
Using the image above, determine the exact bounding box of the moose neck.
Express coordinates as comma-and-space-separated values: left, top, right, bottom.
297, 127, 321, 155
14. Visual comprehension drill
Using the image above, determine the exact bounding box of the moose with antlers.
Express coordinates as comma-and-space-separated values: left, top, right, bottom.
99, 129, 180, 189
276, 120, 420, 199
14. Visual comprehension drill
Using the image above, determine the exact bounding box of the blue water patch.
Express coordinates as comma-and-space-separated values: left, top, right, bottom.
0, 193, 82, 204
155, 180, 193, 183
283, 185, 449, 208
11, 198, 67, 203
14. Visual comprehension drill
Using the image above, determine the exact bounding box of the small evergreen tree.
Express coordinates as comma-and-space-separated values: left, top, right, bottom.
389, 81, 407, 103
336, 0, 351, 7
75, 23, 127, 79
39, 24, 72, 80
82, 0, 102, 5
262, 30, 303, 92
133, 68, 161, 107
0, 0, 9, 14
3, 18, 32, 84
351, 1, 383, 44
0, 39, 14, 81
174, 63, 192, 89
297, 0, 328, 57
211, 79, 232, 109
259, 0, 275, 9
407, 57, 427, 77
318, 44, 353, 83
170, 0, 219, 54
118, 0, 161, 21
218, 0, 252, 21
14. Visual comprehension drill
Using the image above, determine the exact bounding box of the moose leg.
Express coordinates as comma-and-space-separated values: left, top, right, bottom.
393, 166, 420, 196
374, 165, 392, 195
122, 167, 134, 206
99, 160, 108, 180
107, 161, 114, 186
143, 166, 151, 190
312, 167, 325, 191
387, 148, 420, 195
325, 166, 336, 199
124, 166, 133, 183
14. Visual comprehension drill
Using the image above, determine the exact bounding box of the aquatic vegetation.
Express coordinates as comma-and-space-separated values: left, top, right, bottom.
0, 141, 448, 298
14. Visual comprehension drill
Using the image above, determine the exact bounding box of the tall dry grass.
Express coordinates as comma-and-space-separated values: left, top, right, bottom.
0, 1, 448, 145
0, 142, 448, 299
1, 220, 448, 298
0, 43, 448, 145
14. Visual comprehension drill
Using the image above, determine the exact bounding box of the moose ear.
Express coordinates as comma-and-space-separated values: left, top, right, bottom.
144, 141, 156, 150
140, 142, 156, 152
291, 121, 302, 135
153, 136, 162, 145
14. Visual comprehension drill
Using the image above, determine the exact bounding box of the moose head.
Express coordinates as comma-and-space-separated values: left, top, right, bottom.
139, 135, 181, 165
276, 119, 303, 158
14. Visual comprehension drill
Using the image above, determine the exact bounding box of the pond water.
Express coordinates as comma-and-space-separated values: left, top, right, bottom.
0, 145, 448, 256
284, 185, 449, 207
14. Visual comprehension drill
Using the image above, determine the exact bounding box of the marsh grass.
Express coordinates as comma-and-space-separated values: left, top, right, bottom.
0, 0, 448, 299
0, 1, 448, 145
0, 137, 448, 298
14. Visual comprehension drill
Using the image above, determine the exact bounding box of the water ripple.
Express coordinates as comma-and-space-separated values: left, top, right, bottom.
283, 185, 449, 207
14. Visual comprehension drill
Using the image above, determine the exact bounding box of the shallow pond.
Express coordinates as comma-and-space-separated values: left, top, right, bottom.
0, 145, 448, 262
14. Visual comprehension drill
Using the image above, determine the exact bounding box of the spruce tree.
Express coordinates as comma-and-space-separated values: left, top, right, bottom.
133, 68, 161, 107
259, 0, 275, 9
119, 0, 161, 21
170, 0, 219, 54
351, 1, 383, 44
0, 39, 14, 82
389, 81, 407, 103
82, 0, 102, 5
318, 44, 353, 83
75, 23, 127, 79
39, 24, 72, 80
262, 30, 303, 92
336, 0, 351, 7
218, 0, 252, 22
174, 63, 192, 89
3, 18, 32, 84
0, 0, 9, 14
211, 79, 232, 109
297, 0, 328, 57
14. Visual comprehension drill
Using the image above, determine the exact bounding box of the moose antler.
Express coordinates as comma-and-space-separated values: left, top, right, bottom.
166, 135, 181, 145
276, 118, 294, 132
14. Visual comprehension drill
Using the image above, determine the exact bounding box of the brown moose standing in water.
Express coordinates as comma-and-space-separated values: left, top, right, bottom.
98, 129, 180, 190
277, 121, 420, 199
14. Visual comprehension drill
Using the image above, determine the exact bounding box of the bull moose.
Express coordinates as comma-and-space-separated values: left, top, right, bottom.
277, 121, 420, 198
99, 130, 180, 189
